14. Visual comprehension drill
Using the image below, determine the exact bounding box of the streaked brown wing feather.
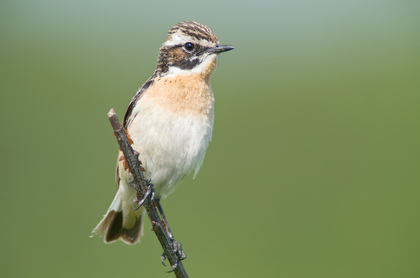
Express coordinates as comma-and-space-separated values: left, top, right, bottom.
115, 77, 154, 189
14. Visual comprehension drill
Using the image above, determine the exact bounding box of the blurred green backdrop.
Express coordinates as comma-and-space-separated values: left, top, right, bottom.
1, 1, 419, 277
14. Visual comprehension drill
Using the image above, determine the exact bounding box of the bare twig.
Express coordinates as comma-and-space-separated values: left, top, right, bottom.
107, 108, 188, 278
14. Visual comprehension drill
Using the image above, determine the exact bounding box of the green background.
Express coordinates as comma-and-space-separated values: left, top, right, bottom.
1, 1, 419, 277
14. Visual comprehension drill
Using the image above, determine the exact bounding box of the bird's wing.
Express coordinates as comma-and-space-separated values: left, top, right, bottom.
123, 78, 154, 128
115, 78, 154, 188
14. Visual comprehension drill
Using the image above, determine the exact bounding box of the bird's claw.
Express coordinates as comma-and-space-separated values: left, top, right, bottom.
133, 179, 155, 210
161, 240, 187, 272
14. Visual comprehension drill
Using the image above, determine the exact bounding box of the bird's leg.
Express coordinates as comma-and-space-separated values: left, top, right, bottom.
155, 198, 187, 271
155, 198, 173, 239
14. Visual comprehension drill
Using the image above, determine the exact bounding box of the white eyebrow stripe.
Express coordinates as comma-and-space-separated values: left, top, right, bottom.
163, 31, 217, 48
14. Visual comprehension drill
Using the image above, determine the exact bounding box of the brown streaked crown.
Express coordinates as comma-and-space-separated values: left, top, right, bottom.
168, 21, 219, 44
154, 21, 220, 76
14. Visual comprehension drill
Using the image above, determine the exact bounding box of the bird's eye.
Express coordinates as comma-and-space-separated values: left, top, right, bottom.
183, 42, 195, 52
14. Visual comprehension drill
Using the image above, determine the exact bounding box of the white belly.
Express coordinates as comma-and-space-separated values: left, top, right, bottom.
126, 102, 214, 198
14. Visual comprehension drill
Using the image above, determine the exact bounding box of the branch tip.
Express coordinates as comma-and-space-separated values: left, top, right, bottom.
107, 108, 116, 118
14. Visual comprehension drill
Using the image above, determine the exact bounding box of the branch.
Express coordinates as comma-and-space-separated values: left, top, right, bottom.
107, 108, 188, 278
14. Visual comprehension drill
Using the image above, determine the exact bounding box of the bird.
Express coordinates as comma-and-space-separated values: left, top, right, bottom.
92, 21, 234, 245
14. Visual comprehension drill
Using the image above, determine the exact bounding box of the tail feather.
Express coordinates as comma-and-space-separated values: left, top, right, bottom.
92, 185, 145, 245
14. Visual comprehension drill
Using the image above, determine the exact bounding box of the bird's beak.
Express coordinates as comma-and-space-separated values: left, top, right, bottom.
209, 45, 235, 54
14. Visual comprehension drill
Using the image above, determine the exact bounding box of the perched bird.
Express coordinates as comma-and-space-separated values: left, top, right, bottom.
92, 21, 234, 244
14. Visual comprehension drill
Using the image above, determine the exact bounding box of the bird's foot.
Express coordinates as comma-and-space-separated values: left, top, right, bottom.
133, 179, 155, 210
161, 240, 187, 272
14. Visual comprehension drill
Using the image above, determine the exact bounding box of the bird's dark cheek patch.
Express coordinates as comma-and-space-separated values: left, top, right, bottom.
169, 48, 200, 70
160, 45, 210, 71
172, 47, 187, 58
173, 58, 200, 70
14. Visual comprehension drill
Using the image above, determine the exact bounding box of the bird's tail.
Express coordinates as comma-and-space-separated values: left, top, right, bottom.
92, 184, 144, 245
